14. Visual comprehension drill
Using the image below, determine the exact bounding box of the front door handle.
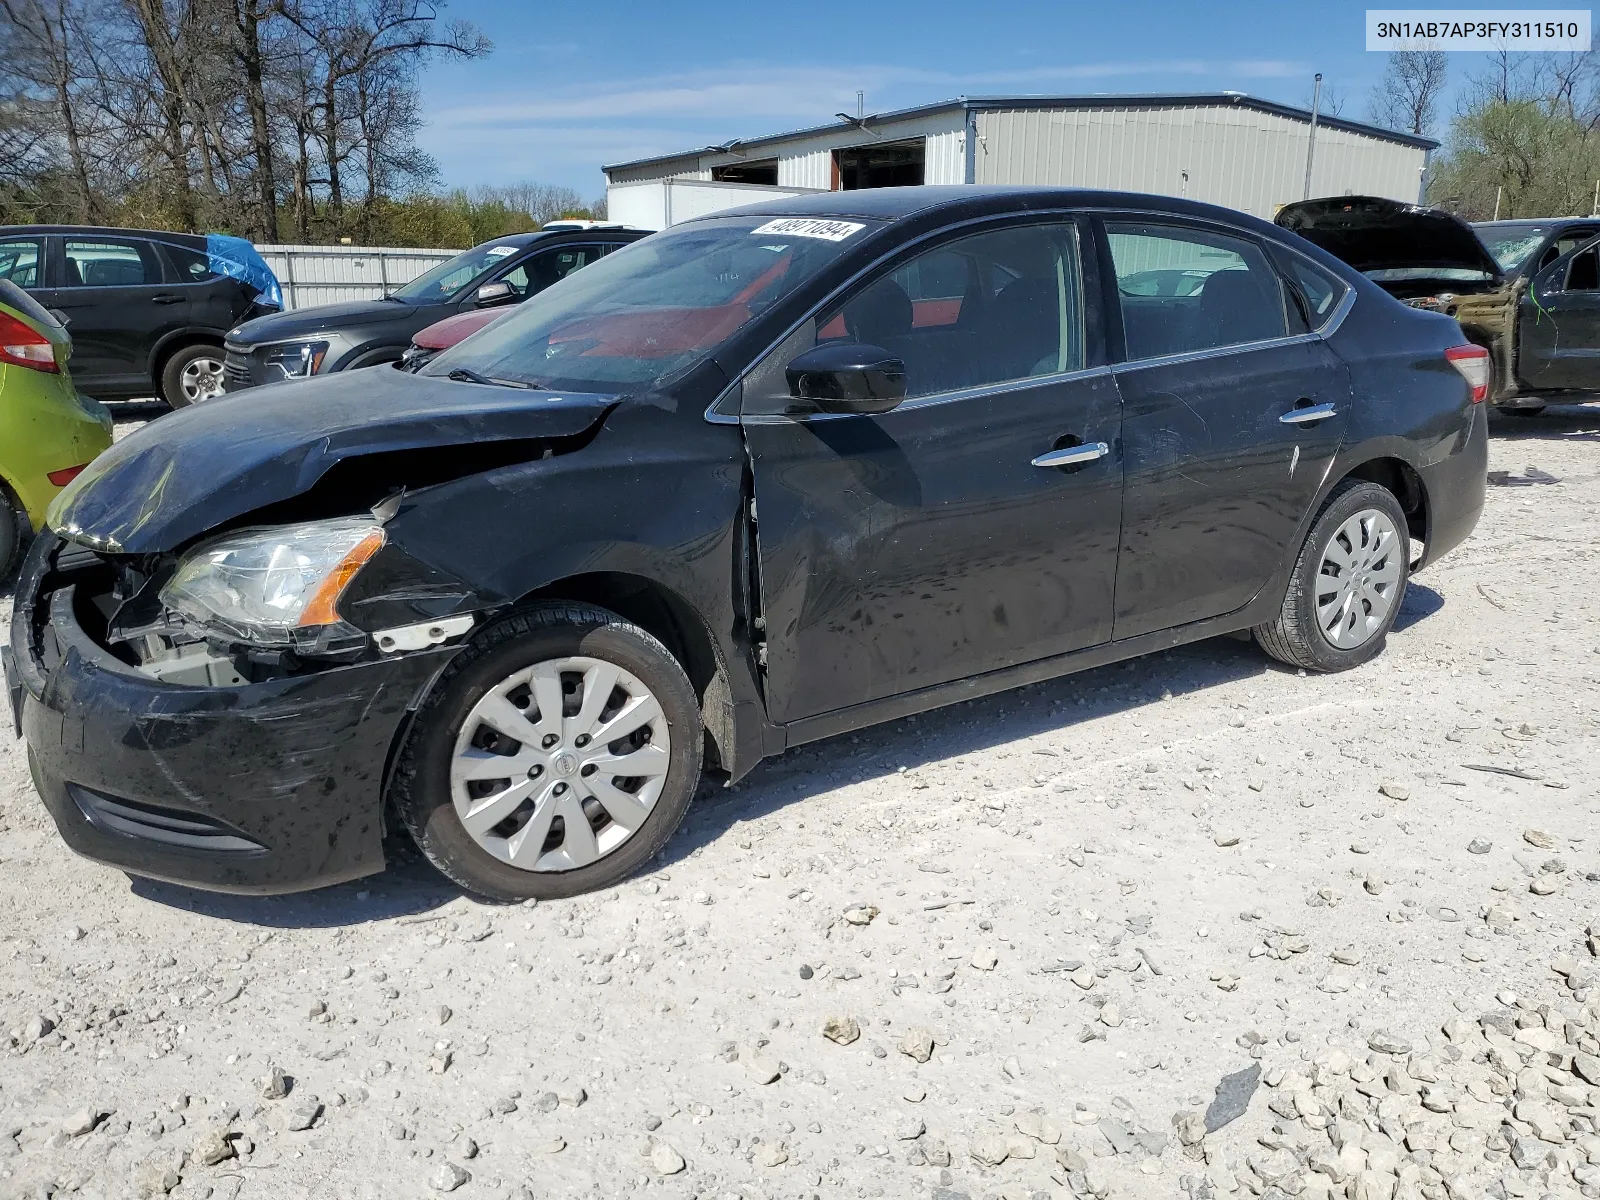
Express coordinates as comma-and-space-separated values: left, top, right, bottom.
1032, 441, 1110, 469
151, 293, 184, 305
1279, 401, 1338, 425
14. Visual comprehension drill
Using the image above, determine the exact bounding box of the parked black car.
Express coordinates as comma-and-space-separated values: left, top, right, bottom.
1276, 197, 1600, 414
0, 226, 281, 406
223, 224, 648, 390
5, 186, 1487, 902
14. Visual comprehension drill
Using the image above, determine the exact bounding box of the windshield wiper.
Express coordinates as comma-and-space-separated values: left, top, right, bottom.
447, 367, 541, 390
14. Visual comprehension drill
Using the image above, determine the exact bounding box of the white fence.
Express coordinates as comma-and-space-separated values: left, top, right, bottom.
257, 243, 461, 309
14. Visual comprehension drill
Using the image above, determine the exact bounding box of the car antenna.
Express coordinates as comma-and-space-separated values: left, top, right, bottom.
371, 488, 406, 524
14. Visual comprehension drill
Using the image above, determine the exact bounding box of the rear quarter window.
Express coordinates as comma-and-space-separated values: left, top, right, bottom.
1276, 252, 1348, 331
162, 243, 219, 283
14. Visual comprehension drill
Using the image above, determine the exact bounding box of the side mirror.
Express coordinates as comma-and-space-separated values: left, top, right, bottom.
474, 280, 517, 308
785, 343, 906, 415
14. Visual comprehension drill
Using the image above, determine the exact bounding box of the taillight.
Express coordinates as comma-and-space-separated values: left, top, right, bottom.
1445, 344, 1490, 403
0, 310, 59, 373
47, 465, 87, 487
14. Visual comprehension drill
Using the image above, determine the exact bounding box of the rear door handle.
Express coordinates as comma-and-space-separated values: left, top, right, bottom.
1032, 441, 1110, 469
1279, 402, 1338, 425
151, 293, 184, 305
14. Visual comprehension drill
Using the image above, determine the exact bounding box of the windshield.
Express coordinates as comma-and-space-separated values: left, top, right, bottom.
391, 240, 528, 303
424, 215, 880, 392
1476, 225, 1548, 271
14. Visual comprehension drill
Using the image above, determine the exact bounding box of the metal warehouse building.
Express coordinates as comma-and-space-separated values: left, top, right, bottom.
604, 93, 1436, 220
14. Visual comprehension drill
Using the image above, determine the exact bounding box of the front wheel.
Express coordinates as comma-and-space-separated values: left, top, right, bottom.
161, 344, 227, 407
1255, 480, 1410, 672
391, 604, 703, 901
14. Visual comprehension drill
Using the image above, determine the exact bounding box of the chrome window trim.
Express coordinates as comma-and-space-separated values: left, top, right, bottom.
733, 364, 1117, 426
706, 204, 1360, 424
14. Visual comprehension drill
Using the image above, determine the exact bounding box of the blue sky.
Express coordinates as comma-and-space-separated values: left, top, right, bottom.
415, 0, 1484, 196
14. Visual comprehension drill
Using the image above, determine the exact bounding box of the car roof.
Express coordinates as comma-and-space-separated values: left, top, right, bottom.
688, 184, 1292, 234
470, 227, 649, 252
0, 224, 208, 246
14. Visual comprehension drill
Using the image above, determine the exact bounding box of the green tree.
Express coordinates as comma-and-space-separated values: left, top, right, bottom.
1428, 53, 1600, 219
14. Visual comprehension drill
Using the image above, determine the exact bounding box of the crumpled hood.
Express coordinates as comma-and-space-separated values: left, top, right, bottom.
1275, 196, 1504, 280
48, 370, 617, 554
228, 297, 433, 343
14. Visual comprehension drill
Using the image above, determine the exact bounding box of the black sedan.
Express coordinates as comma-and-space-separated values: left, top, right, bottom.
222, 225, 647, 390
4, 186, 1487, 901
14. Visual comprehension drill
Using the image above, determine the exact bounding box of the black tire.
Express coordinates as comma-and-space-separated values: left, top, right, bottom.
391, 603, 702, 901
0, 488, 22, 584
1501, 405, 1546, 417
160, 343, 226, 408
1254, 479, 1410, 673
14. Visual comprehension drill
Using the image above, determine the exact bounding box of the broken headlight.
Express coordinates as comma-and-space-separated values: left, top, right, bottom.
161, 518, 384, 648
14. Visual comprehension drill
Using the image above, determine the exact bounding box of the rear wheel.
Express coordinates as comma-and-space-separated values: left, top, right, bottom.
392, 604, 702, 901
1501, 405, 1546, 417
1255, 480, 1409, 672
161, 344, 226, 407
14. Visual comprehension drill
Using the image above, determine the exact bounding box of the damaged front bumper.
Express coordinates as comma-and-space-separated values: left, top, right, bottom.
5, 534, 463, 894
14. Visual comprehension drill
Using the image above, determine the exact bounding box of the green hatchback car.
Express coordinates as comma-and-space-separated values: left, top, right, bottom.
0, 278, 113, 578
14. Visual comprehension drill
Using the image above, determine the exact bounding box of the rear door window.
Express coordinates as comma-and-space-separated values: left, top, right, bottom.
0, 239, 43, 289
62, 239, 163, 287
1105, 222, 1290, 360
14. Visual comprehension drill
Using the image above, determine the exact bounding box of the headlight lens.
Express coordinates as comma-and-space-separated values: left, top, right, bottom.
161, 518, 385, 643
263, 339, 329, 378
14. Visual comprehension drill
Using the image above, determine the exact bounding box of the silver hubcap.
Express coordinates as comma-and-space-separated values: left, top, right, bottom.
1316, 508, 1403, 649
181, 356, 226, 402
450, 656, 670, 872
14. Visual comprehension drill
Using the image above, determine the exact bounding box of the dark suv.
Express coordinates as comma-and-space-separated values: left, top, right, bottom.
0, 226, 280, 406
223, 225, 648, 391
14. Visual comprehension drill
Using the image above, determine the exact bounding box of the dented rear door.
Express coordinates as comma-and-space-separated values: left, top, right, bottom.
1102, 216, 1350, 641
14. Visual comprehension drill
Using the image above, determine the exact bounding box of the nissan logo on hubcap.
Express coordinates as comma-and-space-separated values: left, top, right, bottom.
551, 752, 579, 777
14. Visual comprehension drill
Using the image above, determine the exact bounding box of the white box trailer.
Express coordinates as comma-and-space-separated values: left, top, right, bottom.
605, 177, 826, 231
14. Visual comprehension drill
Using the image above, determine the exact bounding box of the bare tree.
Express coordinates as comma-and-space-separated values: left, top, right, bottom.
1368, 51, 1448, 136
1304, 81, 1348, 119
0, 0, 105, 220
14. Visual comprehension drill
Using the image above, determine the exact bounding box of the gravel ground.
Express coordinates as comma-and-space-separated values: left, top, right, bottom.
1, 405, 1598, 1200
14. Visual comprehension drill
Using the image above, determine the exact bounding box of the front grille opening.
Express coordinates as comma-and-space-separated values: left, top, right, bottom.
68, 784, 266, 854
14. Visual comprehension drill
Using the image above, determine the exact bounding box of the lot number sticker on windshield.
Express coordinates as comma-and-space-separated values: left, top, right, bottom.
751, 218, 864, 242
485, 245, 518, 258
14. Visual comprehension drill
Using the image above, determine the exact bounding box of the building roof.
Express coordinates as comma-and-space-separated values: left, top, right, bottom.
603, 92, 1438, 176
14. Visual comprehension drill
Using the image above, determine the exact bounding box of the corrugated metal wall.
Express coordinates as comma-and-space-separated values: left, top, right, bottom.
259, 244, 460, 309
779, 149, 832, 190
972, 106, 1424, 218
924, 128, 967, 185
